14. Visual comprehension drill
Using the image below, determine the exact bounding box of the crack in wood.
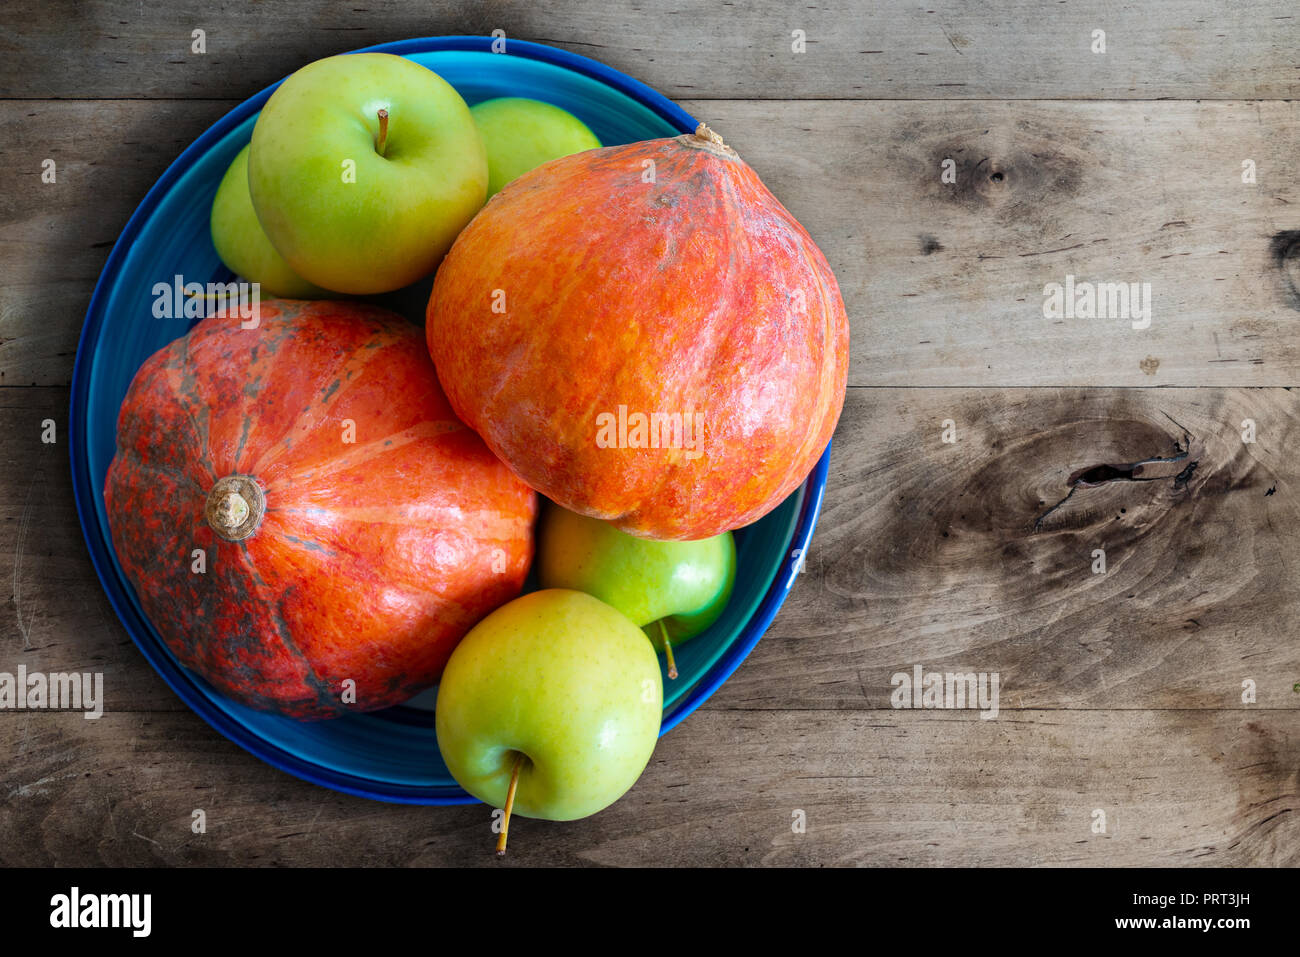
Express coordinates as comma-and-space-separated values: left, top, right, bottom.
1033, 413, 1198, 531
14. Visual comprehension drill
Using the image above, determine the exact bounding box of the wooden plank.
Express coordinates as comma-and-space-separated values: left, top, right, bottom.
716, 98, 1300, 387
730, 387, 1300, 711
1, 708, 1294, 866
2, 1, 1298, 101
0, 100, 234, 386
5, 99, 1300, 387
0, 389, 179, 708
6, 387, 1297, 713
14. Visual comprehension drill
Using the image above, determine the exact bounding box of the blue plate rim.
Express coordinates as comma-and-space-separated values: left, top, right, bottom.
68, 35, 833, 805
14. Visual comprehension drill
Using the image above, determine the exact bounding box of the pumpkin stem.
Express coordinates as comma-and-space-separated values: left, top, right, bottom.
205, 475, 265, 542
681, 123, 738, 159
693, 123, 726, 149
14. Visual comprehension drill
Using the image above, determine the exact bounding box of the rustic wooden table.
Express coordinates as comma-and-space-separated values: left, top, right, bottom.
2, 1, 1297, 867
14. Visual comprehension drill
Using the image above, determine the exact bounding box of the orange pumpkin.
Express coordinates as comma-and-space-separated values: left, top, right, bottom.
427, 125, 848, 540
105, 300, 536, 719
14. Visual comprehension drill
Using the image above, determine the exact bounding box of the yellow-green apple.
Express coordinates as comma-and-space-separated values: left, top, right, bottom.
435, 588, 662, 853
210, 145, 332, 299
537, 502, 735, 678
470, 97, 600, 199
248, 53, 486, 295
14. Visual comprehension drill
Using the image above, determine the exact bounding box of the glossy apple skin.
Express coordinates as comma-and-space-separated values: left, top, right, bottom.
470, 97, 600, 199
210, 145, 332, 299
537, 503, 735, 648
435, 589, 663, 821
249, 53, 487, 295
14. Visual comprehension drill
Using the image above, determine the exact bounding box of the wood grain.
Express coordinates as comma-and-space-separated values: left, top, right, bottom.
5, 99, 1300, 387
741, 387, 1300, 711
0, 100, 233, 386
1, 708, 1294, 866
2, 0, 1299, 869
3, 1, 1298, 101
718, 98, 1300, 387
6, 388, 1297, 713
0, 391, 179, 708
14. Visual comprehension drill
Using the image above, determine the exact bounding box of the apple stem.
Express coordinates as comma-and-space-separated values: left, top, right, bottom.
657, 619, 678, 680
375, 108, 390, 157
495, 751, 524, 857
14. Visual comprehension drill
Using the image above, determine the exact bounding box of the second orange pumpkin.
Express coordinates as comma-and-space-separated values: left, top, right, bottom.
427, 125, 849, 541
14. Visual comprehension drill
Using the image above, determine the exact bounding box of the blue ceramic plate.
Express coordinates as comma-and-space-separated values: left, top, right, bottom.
70, 36, 832, 804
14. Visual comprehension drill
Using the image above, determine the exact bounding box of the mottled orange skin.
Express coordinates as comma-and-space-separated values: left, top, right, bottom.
105, 300, 537, 719
427, 132, 849, 540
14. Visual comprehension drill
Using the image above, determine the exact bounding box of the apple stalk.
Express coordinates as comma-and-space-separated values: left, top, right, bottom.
656, 620, 678, 680
495, 751, 524, 856
375, 108, 389, 157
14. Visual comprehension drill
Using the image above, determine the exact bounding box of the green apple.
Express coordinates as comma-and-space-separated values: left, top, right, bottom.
537, 503, 736, 679
435, 589, 662, 849
248, 52, 487, 295
470, 97, 600, 199
210, 144, 332, 299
